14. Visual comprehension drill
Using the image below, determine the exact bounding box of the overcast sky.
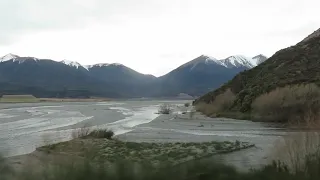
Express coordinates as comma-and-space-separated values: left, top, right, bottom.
0, 0, 319, 76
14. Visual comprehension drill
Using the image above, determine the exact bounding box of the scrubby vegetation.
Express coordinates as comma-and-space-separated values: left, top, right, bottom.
37, 139, 252, 165
87, 129, 115, 139
252, 84, 320, 123
195, 84, 320, 123
3, 150, 320, 180
195, 30, 320, 116
195, 89, 236, 117
71, 126, 114, 140
184, 102, 190, 107
158, 104, 173, 114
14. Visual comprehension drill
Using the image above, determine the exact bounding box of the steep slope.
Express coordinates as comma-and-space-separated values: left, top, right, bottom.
156, 55, 266, 97
195, 28, 320, 112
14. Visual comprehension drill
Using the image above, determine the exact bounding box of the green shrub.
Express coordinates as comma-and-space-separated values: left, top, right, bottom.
184, 103, 190, 107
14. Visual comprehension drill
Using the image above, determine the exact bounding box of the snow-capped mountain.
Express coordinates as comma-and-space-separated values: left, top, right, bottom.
90, 63, 124, 68
60, 60, 83, 69
0, 53, 40, 64
0, 52, 267, 98
157, 54, 267, 96
0, 53, 19, 62
252, 54, 268, 65
181, 54, 267, 71
221, 55, 258, 68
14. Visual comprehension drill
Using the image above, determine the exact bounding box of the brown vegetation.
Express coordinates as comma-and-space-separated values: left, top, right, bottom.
195, 89, 236, 117
252, 84, 320, 123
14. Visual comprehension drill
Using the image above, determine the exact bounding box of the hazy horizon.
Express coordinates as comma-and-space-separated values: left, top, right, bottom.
1, 0, 319, 76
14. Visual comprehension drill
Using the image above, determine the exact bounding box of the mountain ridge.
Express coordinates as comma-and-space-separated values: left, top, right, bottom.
0, 53, 266, 98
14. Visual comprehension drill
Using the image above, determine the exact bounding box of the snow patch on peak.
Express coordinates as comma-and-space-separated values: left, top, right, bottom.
93, 63, 110, 67
92, 63, 124, 67
0, 53, 19, 62
84, 65, 92, 70
110, 63, 123, 66
252, 54, 268, 64
61, 60, 82, 69
223, 55, 256, 68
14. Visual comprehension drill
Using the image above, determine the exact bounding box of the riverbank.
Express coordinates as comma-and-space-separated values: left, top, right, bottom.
0, 100, 286, 170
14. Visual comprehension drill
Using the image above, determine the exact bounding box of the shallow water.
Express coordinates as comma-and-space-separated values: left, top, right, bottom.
0, 100, 288, 170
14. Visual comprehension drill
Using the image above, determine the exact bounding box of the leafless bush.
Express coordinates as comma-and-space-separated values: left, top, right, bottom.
252, 83, 320, 123
272, 107, 320, 173
72, 124, 91, 139
195, 89, 236, 116
158, 104, 173, 114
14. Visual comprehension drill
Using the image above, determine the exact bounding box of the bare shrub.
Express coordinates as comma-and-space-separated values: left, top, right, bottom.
72, 124, 91, 139
272, 109, 320, 174
195, 89, 236, 116
158, 104, 173, 114
252, 83, 320, 123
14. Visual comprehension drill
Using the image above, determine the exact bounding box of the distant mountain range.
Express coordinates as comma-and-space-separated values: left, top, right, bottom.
0, 53, 267, 98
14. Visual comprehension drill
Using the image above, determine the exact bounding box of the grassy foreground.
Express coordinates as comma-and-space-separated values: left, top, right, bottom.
2, 130, 320, 180
37, 138, 253, 165
2, 152, 320, 180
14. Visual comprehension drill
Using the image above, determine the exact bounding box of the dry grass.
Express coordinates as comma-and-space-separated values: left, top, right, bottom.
272, 107, 320, 174
195, 89, 236, 117
0, 94, 39, 103
252, 84, 320, 123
